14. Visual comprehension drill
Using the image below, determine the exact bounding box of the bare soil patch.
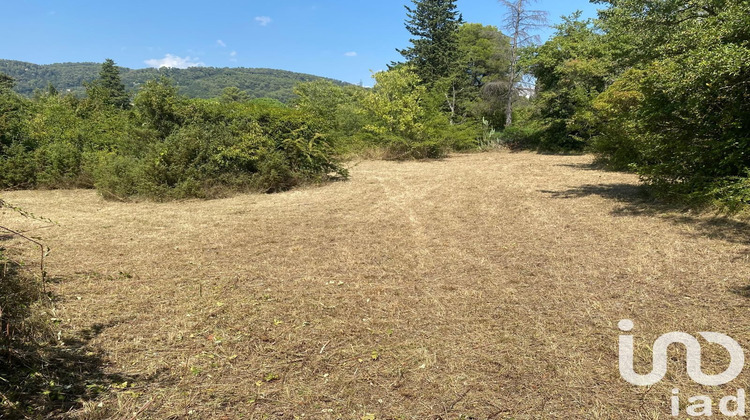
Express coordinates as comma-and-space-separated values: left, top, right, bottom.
3, 151, 749, 419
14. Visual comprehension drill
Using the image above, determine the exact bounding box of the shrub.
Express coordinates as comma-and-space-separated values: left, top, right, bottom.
85, 97, 347, 200
0, 198, 53, 346
0, 248, 49, 344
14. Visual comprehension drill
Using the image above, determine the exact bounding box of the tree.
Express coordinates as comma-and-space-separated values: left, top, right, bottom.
457, 24, 510, 91
293, 80, 366, 142
220, 86, 251, 103
499, 0, 547, 127
453, 23, 511, 126
0, 73, 15, 91
363, 67, 428, 143
397, 0, 464, 84
0, 73, 34, 188
591, 0, 750, 207
360, 67, 446, 158
529, 13, 611, 150
86, 59, 130, 109
133, 77, 181, 139
46, 83, 58, 97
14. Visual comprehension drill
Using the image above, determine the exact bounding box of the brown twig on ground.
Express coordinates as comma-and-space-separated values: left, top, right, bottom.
127, 399, 154, 420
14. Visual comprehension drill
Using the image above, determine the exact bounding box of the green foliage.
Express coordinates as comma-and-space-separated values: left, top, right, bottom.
497, 106, 544, 148
514, 0, 748, 209
0, 248, 48, 344
0, 59, 345, 103
0, 66, 347, 199
85, 59, 130, 109
89, 95, 346, 200
394, 3, 511, 138
397, 0, 464, 84
439, 23, 511, 127
590, 0, 750, 207
0, 82, 34, 188
294, 80, 366, 139
363, 67, 427, 142
0, 73, 15, 91
26, 95, 89, 188
589, 69, 645, 169
457, 23, 509, 89
361, 67, 446, 158
528, 14, 611, 151
133, 77, 182, 139
220, 86, 251, 103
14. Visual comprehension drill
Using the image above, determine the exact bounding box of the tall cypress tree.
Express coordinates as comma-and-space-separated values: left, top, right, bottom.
396, 0, 463, 84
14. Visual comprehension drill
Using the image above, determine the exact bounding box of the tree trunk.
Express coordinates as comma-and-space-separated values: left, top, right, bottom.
505, 85, 513, 128
505, 4, 521, 128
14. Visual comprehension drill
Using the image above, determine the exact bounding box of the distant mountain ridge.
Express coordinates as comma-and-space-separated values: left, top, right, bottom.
0, 59, 346, 103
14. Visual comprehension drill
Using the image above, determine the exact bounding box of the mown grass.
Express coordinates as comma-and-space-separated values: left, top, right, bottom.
2, 151, 749, 419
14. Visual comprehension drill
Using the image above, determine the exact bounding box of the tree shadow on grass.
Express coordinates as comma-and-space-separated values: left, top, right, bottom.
554, 162, 614, 172
540, 183, 750, 246
0, 315, 136, 419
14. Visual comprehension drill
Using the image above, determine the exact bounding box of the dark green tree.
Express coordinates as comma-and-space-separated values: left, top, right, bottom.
396, 0, 464, 84
0, 73, 34, 187
46, 83, 58, 97
133, 76, 181, 139
87, 59, 130, 109
452, 23, 511, 125
220, 86, 251, 103
588, 0, 750, 207
0, 72, 15, 91
528, 13, 611, 151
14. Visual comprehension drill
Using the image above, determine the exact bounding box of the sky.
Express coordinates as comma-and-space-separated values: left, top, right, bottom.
0, 0, 601, 85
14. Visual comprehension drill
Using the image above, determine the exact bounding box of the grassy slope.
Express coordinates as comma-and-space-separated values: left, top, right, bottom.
2, 151, 749, 418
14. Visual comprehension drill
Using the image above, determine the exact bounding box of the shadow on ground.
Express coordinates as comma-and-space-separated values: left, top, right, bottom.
554, 162, 609, 172
540, 183, 750, 246
0, 318, 136, 419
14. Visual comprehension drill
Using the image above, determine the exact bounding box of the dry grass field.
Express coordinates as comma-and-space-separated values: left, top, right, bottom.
2, 151, 750, 419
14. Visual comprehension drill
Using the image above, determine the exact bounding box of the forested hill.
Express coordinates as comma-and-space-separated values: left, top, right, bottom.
0, 59, 346, 102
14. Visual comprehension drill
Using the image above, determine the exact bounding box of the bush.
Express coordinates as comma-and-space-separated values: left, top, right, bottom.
0, 198, 53, 348
588, 69, 645, 170
84, 97, 347, 200
0, 248, 49, 344
0, 143, 37, 188
89, 152, 143, 199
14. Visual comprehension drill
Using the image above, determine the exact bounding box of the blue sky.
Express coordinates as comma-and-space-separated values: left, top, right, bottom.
1, 0, 601, 85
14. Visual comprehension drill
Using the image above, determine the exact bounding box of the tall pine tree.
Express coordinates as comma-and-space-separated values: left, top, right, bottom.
87, 59, 130, 109
396, 0, 463, 84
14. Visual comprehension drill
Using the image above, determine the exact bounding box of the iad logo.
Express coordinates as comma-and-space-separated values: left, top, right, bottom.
618, 320, 747, 417
618, 319, 744, 386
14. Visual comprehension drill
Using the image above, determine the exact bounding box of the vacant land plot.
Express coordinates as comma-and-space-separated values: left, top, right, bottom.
3, 151, 749, 419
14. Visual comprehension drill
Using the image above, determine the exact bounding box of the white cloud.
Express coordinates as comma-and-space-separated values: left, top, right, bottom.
217, 40, 226, 48
144, 54, 205, 69
344, 51, 358, 57
255, 16, 272, 26
230, 51, 237, 57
